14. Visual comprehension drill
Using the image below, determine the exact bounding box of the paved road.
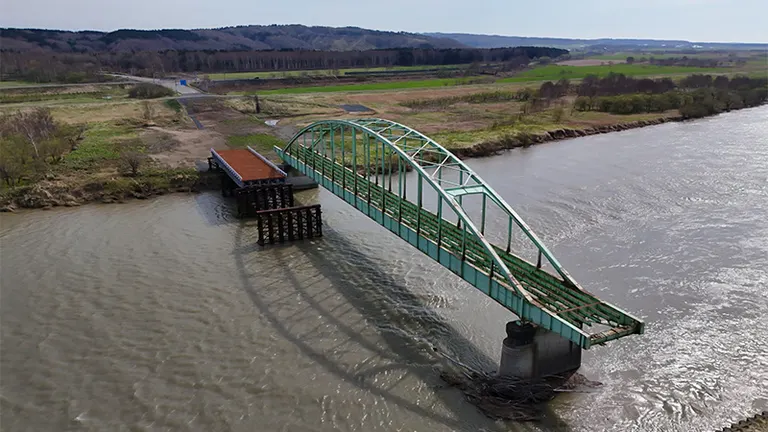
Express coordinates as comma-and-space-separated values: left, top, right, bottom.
0, 81, 137, 90
1, 75, 202, 95
109, 74, 202, 95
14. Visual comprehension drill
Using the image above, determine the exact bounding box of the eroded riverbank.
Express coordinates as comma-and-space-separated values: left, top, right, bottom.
452, 115, 680, 158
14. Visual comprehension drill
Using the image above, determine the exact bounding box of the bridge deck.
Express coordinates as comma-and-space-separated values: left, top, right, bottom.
210, 147, 286, 187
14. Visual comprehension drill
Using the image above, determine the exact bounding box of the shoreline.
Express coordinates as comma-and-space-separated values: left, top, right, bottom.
0, 171, 216, 213
1, 106, 761, 212
451, 115, 682, 158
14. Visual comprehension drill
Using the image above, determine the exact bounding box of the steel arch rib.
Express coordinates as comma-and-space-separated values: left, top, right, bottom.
353, 118, 580, 288
280, 119, 534, 302
285, 119, 576, 286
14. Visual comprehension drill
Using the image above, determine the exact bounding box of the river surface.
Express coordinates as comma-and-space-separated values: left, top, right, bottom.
2, 107, 767, 432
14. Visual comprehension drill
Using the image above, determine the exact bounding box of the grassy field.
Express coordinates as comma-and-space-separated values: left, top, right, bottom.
227, 133, 285, 153
64, 122, 134, 171
0, 90, 128, 104
584, 53, 728, 61
0, 81, 39, 88
242, 77, 492, 95
431, 111, 678, 150
228, 64, 741, 95
499, 64, 726, 82
205, 64, 465, 80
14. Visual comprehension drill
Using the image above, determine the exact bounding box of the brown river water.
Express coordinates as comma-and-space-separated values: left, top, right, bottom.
1, 106, 767, 432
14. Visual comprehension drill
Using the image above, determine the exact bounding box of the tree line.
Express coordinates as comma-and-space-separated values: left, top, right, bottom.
0, 46, 567, 83
0, 105, 166, 187
568, 74, 767, 117
647, 56, 745, 68
575, 73, 677, 97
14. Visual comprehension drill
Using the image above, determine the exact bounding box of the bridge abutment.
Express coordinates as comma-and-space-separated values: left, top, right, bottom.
498, 321, 582, 380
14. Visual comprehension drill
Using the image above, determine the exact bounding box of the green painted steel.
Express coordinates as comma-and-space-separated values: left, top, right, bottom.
275, 118, 644, 349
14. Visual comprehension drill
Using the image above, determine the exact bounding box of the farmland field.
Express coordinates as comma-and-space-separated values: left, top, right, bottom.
235, 63, 737, 95
205, 64, 466, 80
0, 80, 38, 88
499, 64, 726, 82
241, 77, 491, 95
584, 52, 750, 61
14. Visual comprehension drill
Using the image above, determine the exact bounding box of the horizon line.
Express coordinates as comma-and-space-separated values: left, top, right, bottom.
1, 24, 767, 45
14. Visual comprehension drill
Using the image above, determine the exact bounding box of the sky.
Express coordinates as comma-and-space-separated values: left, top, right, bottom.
2, 0, 767, 43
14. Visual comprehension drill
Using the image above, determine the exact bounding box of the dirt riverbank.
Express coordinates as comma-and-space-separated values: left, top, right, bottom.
452, 116, 681, 158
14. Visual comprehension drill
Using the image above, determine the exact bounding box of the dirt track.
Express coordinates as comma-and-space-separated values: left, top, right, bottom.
146, 126, 226, 168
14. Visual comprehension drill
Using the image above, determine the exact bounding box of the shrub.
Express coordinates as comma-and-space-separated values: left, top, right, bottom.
551, 105, 566, 122
117, 139, 147, 176
128, 83, 174, 99
573, 96, 591, 111
164, 99, 182, 112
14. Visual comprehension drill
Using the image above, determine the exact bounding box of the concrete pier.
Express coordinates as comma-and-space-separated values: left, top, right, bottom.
498, 320, 582, 379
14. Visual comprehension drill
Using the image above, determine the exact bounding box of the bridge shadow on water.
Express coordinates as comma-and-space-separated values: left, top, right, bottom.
232, 218, 575, 431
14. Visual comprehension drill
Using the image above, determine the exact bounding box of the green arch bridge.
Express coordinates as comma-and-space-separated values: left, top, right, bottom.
275, 118, 644, 349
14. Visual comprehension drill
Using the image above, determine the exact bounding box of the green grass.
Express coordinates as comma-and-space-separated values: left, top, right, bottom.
0, 92, 121, 104
0, 81, 38, 88
500, 64, 726, 83
0, 86, 130, 104
430, 109, 672, 149
227, 133, 285, 155
65, 122, 134, 170
248, 77, 487, 95
233, 64, 735, 95
585, 53, 703, 61
205, 64, 465, 80
585, 52, 746, 61
583, 54, 635, 61
433, 119, 562, 149
164, 99, 183, 112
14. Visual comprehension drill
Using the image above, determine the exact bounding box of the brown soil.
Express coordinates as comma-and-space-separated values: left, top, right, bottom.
50, 100, 177, 124
146, 126, 227, 168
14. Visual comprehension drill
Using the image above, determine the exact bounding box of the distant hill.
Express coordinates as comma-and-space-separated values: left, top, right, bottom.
0, 25, 466, 52
426, 33, 768, 51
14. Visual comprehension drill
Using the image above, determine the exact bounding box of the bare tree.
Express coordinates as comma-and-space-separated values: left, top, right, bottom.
41, 135, 69, 163
118, 139, 146, 176
0, 135, 33, 186
1, 108, 56, 159
551, 105, 566, 123
141, 102, 155, 123
66, 124, 87, 151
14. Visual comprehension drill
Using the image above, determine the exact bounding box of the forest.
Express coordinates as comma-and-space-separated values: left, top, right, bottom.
0, 47, 568, 83
567, 74, 768, 117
